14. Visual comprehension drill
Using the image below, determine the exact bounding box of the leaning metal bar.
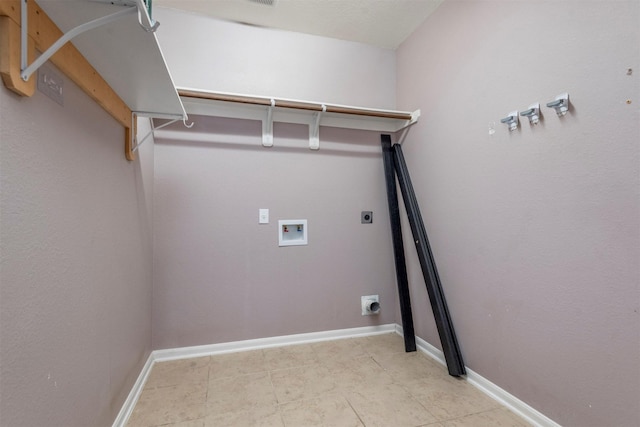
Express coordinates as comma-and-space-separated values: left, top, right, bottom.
392, 143, 466, 377
381, 134, 416, 353
21, 6, 136, 81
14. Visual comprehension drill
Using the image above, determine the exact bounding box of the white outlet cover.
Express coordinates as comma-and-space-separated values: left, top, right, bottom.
259, 208, 269, 224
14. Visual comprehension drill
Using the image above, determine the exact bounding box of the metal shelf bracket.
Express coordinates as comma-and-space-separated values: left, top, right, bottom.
309, 104, 326, 150
20, 0, 157, 82
130, 111, 189, 153
262, 98, 275, 147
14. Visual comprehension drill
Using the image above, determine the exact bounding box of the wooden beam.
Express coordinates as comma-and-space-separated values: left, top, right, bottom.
0, 0, 135, 161
0, 16, 35, 96
124, 118, 136, 161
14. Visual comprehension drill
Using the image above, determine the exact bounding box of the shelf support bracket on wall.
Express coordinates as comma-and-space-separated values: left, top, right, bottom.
130, 111, 190, 153
309, 104, 325, 150
133, 0, 159, 32
262, 98, 275, 147
1, 0, 137, 160
409, 110, 420, 127
19, 0, 136, 81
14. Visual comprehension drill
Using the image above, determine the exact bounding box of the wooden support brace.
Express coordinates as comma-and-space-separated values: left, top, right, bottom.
0, 0, 136, 161
0, 15, 34, 95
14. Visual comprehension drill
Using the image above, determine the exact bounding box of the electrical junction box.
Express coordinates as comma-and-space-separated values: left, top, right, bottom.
278, 220, 307, 247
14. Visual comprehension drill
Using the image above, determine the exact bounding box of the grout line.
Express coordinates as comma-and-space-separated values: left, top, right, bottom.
266, 367, 282, 406
344, 396, 367, 427
203, 356, 211, 415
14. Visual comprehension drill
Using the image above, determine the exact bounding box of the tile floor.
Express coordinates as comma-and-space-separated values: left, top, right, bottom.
126, 333, 532, 427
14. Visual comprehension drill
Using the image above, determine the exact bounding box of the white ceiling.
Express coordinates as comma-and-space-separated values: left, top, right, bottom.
154, 0, 444, 49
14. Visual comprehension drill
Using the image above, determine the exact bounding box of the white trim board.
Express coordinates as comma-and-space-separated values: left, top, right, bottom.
111, 353, 154, 427
152, 324, 396, 362
394, 325, 561, 427
113, 323, 560, 427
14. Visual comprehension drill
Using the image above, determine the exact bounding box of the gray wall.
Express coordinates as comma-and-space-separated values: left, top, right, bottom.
152, 118, 397, 349
151, 11, 400, 350
396, 1, 639, 426
154, 7, 397, 109
0, 69, 154, 425
3, 3, 636, 426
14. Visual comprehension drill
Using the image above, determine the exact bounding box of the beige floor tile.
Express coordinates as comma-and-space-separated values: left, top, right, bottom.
361, 333, 406, 358
205, 405, 284, 427
144, 357, 210, 389
345, 383, 437, 427
270, 364, 338, 403
441, 408, 532, 427
128, 334, 533, 427
280, 394, 364, 427
325, 356, 393, 391
210, 349, 268, 379
375, 351, 449, 383
311, 338, 367, 363
157, 419, 205, 427
126, 382, 207, 427
405, 376, 500, 421
263, 343, 319, 370
207, 372, 277, 415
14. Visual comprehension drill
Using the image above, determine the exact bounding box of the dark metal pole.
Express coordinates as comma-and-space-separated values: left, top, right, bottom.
392, 143, 466, 376
380, 134, 416, 353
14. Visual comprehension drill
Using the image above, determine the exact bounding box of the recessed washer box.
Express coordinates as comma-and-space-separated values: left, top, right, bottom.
278, 220, 307, 247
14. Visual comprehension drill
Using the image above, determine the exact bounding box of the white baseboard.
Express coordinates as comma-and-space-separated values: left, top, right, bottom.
112, 353, 155, 427
394, 325, 561, 427
152, 324, 397, 362
113, 324, 396, 426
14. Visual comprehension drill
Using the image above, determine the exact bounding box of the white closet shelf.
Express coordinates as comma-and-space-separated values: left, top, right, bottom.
177, 88, 420, 149
35, 0, 185, 119
178, 88, 419, 131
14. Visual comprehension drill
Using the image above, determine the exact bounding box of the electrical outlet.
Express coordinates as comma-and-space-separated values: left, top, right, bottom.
361, 295, 380, 315
361, 211, 373, 224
